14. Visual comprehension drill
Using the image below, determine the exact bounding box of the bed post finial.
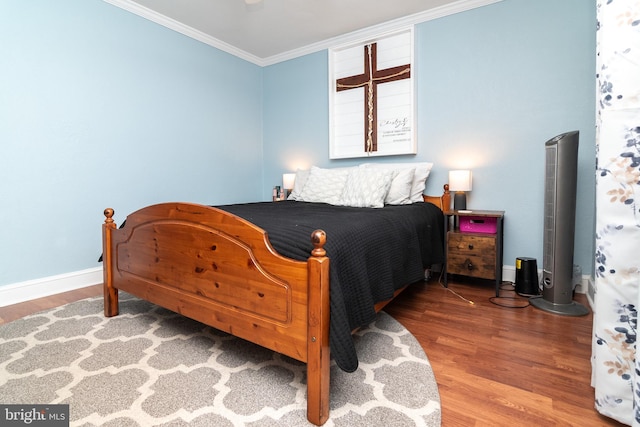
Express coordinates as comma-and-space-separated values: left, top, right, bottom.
442, 184, 451, 211
310, 230, 327, 257
104, 208, 115, 225
102, 208, 118, 317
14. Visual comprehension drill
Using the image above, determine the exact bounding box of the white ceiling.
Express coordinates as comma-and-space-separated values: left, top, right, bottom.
105, 0, 501, 66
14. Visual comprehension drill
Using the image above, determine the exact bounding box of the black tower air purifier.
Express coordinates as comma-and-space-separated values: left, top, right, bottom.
515, 257, 539, 296
530, 131, 589, 316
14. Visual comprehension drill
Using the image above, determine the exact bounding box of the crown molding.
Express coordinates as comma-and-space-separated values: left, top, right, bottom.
104, 0, 502, 67
262, 0, 503, 66
103, 0, 264, 65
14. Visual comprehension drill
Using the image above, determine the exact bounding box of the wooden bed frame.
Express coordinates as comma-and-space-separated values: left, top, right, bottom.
102, 185, 450, 426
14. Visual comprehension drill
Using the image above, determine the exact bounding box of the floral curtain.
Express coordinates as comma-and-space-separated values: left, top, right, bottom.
592, 1, 640, 425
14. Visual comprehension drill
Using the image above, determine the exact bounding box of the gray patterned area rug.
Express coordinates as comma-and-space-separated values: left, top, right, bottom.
0, 293, 440, 426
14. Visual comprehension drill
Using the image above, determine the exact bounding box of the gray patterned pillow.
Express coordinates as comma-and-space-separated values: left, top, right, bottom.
360, 162, 433, 202
339, 168, 396, 208
298, 166, 350, 205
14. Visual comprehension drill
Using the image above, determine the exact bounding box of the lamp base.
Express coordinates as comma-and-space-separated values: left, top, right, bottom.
453, 192, 467, 210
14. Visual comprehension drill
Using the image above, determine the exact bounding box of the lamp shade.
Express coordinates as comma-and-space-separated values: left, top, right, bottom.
283, 173, 296, 190
448, 170, 472, 192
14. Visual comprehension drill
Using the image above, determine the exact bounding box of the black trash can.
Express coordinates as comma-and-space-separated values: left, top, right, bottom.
515, 257, 539, 296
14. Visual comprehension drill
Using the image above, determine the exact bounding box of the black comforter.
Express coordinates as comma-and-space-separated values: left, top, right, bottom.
218, 201, 444, 372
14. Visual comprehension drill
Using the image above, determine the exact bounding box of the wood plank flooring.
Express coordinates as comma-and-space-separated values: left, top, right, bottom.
0, 279, 626, 426
385, 277, 624, 427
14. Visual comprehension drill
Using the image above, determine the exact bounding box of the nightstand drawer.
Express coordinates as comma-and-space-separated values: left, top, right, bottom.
447, 253, 496, 279
448, 232, 496, 254
447, 233, 497, 279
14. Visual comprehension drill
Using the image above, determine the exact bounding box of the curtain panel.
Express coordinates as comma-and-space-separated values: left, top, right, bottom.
593, 1, 640, 425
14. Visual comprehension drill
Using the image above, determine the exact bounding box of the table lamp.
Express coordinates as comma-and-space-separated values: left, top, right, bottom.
283, 173, 296, 198
448, 170, 472, 210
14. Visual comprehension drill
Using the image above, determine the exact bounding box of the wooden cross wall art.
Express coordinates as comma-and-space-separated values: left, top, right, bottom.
329, 29, 416, 159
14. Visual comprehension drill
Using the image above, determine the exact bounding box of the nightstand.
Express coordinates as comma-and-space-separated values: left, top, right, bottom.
443, 210, 504, 297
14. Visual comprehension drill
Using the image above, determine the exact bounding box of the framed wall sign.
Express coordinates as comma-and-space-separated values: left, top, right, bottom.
329, 28, 416, 159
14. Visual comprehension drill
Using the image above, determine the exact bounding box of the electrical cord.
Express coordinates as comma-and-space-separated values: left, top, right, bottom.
437, 269, 475, 305
489, 281, 531, 308
446, 285, 476, 305
437, 269, 530, 308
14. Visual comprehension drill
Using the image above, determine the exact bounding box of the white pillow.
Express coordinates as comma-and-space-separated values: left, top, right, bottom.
288, 169, 310, 201
360, 162, 433, 202
298, 166, 350, 205
384, 167, 415, 205
339, 168, 396, 208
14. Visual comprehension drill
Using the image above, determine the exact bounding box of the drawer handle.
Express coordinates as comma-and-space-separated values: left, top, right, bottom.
468, 244, 474, 250
465, 259, 474, 271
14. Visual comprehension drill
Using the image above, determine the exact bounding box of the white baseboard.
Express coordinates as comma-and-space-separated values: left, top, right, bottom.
503, 265, 516, 284
586, 276, 595, 311
0, 267, 102, 307
1, 265, 591, 308
501, 265, 589, 294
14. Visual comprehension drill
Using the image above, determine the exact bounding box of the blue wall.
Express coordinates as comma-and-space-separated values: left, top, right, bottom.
1, 0, 596, 288
263, 0, 597, 278
263, 52, 333, 175
0, 0, 263, 286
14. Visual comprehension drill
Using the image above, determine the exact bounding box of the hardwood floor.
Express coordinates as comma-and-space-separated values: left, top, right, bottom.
385, 277, 624, 427
0, 279, 626, 426
0, 285, 103, 326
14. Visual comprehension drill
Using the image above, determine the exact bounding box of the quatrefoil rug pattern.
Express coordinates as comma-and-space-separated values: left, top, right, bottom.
0, 293, 440, 426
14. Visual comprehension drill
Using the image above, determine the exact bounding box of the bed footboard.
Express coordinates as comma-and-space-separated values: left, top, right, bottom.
102, 184, 448, 426
102, 203, 331, 425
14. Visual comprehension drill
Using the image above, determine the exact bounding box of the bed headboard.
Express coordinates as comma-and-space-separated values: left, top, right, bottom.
423, 184, 450, 211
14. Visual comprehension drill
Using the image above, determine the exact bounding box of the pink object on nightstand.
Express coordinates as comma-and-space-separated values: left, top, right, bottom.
459, 215, 497, 234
